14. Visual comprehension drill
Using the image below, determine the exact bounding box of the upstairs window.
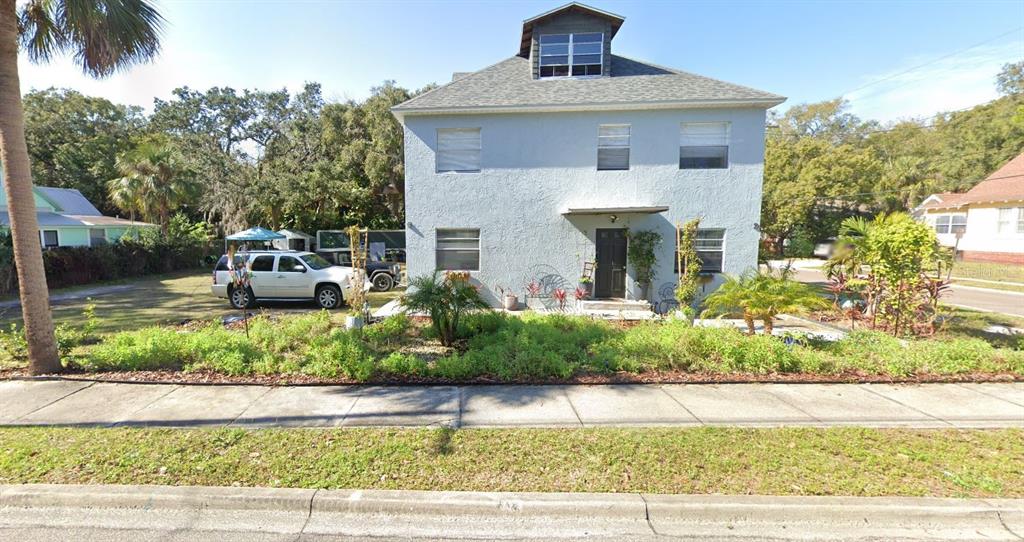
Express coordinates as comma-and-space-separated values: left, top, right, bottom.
680, 122, 730, 169
539, 33, 603, 77
436, 128, 481, 173
597, 124, 630, 170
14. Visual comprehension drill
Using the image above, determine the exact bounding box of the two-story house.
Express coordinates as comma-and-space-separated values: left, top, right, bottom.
392, 2, 785, 307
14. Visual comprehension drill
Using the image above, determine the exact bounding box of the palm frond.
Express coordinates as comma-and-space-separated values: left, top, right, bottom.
19, 0, 164, 77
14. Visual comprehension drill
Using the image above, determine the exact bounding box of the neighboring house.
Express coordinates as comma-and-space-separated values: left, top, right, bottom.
392, 2, 784, 306
0, 184, 154, 248
916, 152, 1024, 264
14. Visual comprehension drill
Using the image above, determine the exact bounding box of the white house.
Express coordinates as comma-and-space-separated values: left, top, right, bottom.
917, 152, 1024, 264
391, 2, 784, 307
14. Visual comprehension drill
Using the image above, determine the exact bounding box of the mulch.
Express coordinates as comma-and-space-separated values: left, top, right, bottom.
2, 366, 1019, 386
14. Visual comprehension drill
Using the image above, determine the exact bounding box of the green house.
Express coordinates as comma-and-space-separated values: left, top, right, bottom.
0, 184, 155, 248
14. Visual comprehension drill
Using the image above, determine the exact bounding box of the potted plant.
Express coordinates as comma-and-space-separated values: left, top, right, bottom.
577, 275, 592, 298
525, 280, 543, 310
345, 308, 364, 330
497, 285, 518, 311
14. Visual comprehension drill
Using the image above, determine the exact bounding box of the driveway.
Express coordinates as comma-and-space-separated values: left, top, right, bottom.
791, 268, 1024, 318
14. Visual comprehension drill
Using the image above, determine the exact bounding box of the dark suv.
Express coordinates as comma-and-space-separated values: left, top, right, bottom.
315, 251, 402, 292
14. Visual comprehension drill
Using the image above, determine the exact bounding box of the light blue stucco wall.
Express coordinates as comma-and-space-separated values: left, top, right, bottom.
402, 107, 768, 307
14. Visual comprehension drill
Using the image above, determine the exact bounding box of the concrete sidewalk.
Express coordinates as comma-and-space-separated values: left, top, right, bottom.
1, 380, 1020, 429
2, 484, 1022, 541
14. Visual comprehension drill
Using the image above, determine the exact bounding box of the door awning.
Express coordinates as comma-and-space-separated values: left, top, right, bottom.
561, 206, 669, 216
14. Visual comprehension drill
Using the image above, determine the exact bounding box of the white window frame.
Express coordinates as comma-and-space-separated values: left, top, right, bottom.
435, 228, 481, 272
435, 128, 481, 173
935, 215, 951, 234
40, 230, 59, 249
679, 122, 730, 170
89, 228, 107, 247
538, 32, 603, 78
597, 124, 630, 171
676, 228, 726, 274
950, 214, 967, 234
997, 208, 1022, 234
695, 228, 726, 274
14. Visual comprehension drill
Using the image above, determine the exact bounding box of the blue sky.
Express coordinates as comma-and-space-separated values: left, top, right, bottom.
17, 0, 1024, 122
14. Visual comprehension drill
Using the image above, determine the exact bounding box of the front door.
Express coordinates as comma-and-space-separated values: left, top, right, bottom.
595, 228, 627, 298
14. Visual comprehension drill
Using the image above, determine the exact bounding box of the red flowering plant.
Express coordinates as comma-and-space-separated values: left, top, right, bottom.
526, 280, 541, 297
552, 288, 568, 311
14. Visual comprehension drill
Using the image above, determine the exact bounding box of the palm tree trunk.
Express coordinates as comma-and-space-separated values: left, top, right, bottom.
0, 2, 60, 374
742, 313, 755, 335
762, 317, 774, 335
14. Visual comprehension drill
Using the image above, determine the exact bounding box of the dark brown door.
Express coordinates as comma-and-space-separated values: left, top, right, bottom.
595, 228, 627, 298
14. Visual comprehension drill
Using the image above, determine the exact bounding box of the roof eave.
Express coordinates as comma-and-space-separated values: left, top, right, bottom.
393, 97, 786, 119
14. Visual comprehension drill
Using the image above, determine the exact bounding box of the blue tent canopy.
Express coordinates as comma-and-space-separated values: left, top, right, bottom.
226, 226, 286, 241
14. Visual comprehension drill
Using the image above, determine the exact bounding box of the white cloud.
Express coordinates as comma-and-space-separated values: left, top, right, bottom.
844, 40, 1023, 123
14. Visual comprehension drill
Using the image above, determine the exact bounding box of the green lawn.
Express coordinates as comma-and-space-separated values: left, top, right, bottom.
0, 270, 401, 336
0, 427, 1019, 498
942, 306, 1024, 348
950, 261, 1024, 284
953, 279, 1024, 293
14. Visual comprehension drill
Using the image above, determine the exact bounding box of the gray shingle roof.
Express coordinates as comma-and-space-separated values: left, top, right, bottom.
0, 212, 153, 228
37, 187, 101, 216
393, 55, 784, 114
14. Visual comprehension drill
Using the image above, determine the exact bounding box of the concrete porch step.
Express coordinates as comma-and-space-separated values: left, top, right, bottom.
579, 299, 652, 312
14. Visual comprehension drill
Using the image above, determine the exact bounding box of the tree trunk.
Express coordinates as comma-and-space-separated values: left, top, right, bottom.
762, 317, 774, 335
742, 313, 756, 335
0, 1, 60, 374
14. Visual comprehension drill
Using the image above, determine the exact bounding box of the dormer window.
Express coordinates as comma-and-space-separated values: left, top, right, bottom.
539, 33, 603, 77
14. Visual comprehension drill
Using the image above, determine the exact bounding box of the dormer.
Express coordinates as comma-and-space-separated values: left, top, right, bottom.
519, 2, 624, 80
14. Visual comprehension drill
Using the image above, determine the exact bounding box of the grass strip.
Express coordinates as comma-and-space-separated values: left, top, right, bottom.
953, 279, 1024, 294
0, 427, 1020, 498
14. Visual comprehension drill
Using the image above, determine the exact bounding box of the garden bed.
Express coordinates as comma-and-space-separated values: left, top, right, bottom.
4, 309, 1022, 385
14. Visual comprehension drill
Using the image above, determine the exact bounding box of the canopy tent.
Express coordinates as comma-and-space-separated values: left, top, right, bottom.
272, 229, 315, 251
226, 226, 286, 241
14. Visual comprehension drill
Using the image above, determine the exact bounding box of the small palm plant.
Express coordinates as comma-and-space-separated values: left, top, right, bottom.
403, 272, 489, 347
703, 270, 828, 335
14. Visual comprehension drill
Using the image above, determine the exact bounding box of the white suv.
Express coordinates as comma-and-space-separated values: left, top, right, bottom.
211, 251, 365, 309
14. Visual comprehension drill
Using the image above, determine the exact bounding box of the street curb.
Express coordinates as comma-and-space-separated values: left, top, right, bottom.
2, 484, 1023, 540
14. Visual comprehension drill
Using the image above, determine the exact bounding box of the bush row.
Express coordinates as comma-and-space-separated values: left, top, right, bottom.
0, 225, 218, 295
79, 311, 1024, 381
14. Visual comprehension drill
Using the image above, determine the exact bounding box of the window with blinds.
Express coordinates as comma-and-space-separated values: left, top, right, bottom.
674, 229, 726, 274
436, 229, 480, 271
680, 122, 729, 169
436, 128, 481, 173
597, 124, 630, 170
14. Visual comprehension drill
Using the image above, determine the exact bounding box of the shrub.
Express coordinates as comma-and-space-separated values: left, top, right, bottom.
363, 313, 410, 346
403, 272, 489, 346
0, 214, 216, 295
85, 327, 189, 371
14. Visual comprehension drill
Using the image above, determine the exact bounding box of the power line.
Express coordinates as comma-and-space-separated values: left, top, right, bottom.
840, 27, 1023, 97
